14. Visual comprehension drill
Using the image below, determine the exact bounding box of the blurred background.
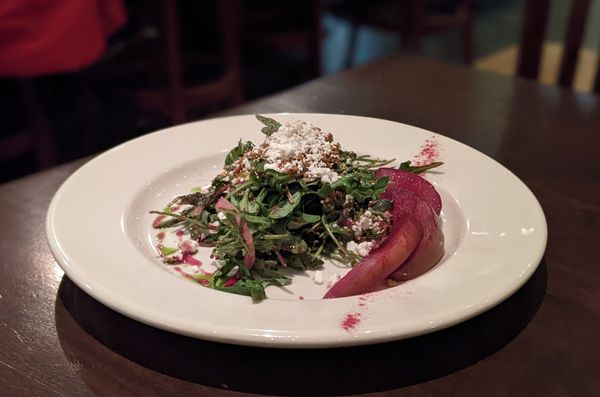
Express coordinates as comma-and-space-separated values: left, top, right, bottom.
1, 0, 599, 183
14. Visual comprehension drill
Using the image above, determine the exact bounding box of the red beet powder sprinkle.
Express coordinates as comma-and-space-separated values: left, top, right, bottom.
413, 137, 440, 166
342, 313, 361, 330
358, 296, 367, 307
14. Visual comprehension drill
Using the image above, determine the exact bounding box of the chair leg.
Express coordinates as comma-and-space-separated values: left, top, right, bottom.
345, 0, 363, 68
462, 22, 474, 64
219, 0, 244, 105
309, 0, 324, 76
163, 0, 186, 125
18, 79, 56, 169
461, 3, 474, 65
400, 0, 424, 53
345, 22, 359, 68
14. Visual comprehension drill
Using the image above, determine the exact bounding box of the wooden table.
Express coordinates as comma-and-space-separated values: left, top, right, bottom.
2, 55, 599, 396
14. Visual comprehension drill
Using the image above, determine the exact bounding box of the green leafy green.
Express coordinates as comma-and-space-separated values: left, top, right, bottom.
398, 160, 444, 174
160, 246, 179, 256
225, 140, 254, 165
256, 115, 282, 135
151, 115, 443, 301
268, 191, 302, 219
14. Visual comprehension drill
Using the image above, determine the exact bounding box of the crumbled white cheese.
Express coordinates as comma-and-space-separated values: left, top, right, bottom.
258, 120, 340, 179
346, 241, 358, 252
217, 211, 227, 221
346, 240, 374, 257
199, 184, 211, 194
208, 220, 220, 234
191, 265, 200, 273
179, 240, 199, 254
226, 266, 239, 277
327, 273, 341, 288
313, 270, 324, 285
359, 211, 373, 230
310, 167, 339, 183
356, 241, 374, 256
241, 157, 252, 171
264, 120, 317, 162
264, 163, 280, 171
351, 211, 375, 238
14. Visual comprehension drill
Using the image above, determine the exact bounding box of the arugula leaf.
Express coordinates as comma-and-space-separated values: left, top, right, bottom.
256, 115, 281, 136
288, 213, 321, 229
269, 191, 302, 219
214, 279, 268, 301
316, 183, 332, 198
398, 160, 444, 174
370, 199, 392, 212
275, 236, 308, 254
240, 213, 272, 227
286, 253, 324, 270
225, 140, 254, 166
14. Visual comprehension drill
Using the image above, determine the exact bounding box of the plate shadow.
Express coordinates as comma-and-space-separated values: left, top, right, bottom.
55, 259, 547, 396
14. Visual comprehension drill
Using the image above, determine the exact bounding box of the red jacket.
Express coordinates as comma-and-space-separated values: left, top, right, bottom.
0, 0, 126, 76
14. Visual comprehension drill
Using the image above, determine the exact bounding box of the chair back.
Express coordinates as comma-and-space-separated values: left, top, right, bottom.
517, 0, 599, 93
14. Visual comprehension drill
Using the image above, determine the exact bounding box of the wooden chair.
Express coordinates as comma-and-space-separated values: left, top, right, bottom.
241, 0, 324, 77
345, 0, 474, 67
108, 0, 244, 125
517, 0, 600, 94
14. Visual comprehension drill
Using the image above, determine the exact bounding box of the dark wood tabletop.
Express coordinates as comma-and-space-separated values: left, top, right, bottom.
2, 55, 599, 396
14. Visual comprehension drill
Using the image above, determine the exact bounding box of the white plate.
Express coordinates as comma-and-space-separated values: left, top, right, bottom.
47, 114, 547, 348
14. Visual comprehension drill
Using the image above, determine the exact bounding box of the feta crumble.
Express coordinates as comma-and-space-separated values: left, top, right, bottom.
356, 241, 374, 256
313, 270, 324, 285
327, 273, 341, 289
208, 220, 220, 234
179, 240, 199, 255
346, 240, 374, 257
226, 120, 341, 183
346, 241, 358, 252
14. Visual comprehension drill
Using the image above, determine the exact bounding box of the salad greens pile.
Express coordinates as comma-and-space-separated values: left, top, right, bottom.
151, 116, 441, 300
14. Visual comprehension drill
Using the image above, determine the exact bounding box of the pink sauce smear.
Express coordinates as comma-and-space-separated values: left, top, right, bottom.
152, 215, 166, 228
174, 266, 210, 286
182, 254, 202, 267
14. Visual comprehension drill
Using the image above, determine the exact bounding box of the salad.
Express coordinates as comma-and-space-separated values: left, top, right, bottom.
151, 116, 444, 301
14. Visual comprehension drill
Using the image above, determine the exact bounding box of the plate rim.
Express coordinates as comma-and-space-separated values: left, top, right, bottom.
46, 113, 548, 348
